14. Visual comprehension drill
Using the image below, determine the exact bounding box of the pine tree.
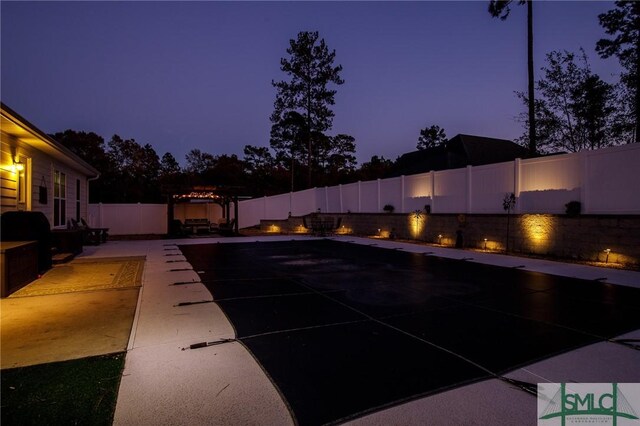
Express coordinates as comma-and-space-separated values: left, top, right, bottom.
270, 31, 344, 187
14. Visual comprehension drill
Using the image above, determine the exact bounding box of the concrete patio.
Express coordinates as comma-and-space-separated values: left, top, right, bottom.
1, 256, 144, 369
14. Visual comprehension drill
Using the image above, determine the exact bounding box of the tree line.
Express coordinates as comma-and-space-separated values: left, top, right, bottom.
53, 128, 401, 203
55, 2, 638, 203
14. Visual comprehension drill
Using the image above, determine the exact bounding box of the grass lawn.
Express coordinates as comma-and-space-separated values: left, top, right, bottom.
1, 352, 125, 425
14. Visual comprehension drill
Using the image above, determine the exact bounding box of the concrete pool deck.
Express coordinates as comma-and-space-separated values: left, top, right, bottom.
75, 235, 640, 425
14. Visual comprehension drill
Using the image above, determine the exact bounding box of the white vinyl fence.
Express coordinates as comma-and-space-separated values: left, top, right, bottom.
89, 144, 640, 233
238, 143, 640, 228
88, 203, 167, 235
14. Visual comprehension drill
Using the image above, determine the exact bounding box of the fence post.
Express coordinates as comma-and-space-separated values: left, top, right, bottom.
99, 202, 104, 228
164, 204, 169, 234
401, 175, 405, 213
138, 202, 143, 234
263, 196, 267, 221
325, 186, 329, 212
377, 178, 381, 212
339, 184, 343, 213
290, 191, 293, 216
358, 181, 362, 213
514, 158, 522, 214
580, 150, 589, 214
466, 165, 472, 213
430, 171, 436, 213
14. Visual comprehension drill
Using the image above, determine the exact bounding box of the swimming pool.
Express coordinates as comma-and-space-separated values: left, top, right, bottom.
180, 239, 640, 425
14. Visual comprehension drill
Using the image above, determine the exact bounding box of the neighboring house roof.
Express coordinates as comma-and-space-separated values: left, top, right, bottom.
393, 134, 528, 176
448, 134, 529, 167
393, 144, 448, 176
1, 102, 99, 177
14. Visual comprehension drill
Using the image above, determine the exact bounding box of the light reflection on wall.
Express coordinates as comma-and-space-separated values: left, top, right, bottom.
520, 214, 557, 253
480, 239, 504, 252
335, 225, 352, 235
436, 235, 455, 246
1, 165, 17, 175
267, 224, 281, 233
1, 151, 19, 174
408, 211, 426, 239
597, 248, 629, 265
293, 225, 308, 234
602, 250, 632, 265
371, 229, 391, 239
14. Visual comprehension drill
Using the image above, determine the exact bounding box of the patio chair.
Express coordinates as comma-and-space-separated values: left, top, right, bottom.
67, 218, 99, 245
81, 218, 109, 243
209, 219, 222, 233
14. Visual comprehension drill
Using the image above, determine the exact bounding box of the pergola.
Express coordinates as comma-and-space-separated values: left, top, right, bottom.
163, 184, 248, 235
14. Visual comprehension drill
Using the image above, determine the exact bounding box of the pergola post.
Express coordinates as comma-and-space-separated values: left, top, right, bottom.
167, 194, 175, 235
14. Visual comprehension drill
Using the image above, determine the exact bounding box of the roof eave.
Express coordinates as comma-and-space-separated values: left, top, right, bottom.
1, 102, 100, 177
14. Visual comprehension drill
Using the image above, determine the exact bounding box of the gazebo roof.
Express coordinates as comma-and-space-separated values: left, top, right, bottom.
162, 184, 249, 203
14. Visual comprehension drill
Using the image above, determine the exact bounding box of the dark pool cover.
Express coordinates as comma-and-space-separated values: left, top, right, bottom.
179, 240, 640, 426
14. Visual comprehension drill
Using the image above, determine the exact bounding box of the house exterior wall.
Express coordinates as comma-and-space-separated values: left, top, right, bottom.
1, 127, 91, 229
1, 138, 19, 212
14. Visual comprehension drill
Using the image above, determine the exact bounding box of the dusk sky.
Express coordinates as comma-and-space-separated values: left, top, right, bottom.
1, 1, 623, 165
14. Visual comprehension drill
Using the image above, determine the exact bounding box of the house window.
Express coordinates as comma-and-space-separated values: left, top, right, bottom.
53, 170, 66, 227
76, 179, 81, 220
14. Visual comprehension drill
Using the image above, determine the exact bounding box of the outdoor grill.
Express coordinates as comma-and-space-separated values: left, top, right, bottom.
1, 211, 52, 272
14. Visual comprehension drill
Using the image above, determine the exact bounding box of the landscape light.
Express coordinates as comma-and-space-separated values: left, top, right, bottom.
484, 238, 488, 250
438, 234, 443, 245
604, 248, 611, 263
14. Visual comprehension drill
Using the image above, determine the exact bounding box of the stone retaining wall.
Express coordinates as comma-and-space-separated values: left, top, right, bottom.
259, 213, 640, 268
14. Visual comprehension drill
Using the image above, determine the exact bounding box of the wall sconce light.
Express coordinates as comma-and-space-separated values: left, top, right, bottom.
604, 248, 611, 263
12, 156, 24, 172
484, 238, 488, 250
